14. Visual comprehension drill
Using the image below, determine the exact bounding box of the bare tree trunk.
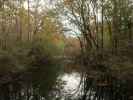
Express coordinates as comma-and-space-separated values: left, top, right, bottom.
1, 0, 6, 49
101, 0, 104, 52
27, 0, 30, 41
19, 0, 23, 41
112, 0, 119, 54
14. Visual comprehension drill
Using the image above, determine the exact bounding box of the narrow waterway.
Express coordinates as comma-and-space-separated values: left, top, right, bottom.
55, 72, 81, 99
59, 72, 81, 93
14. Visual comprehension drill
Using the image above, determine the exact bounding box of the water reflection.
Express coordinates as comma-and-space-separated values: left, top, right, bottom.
55, 72, 81, 99
56, 71, 129, 100
0, 67, 129, 100
60, 72, 80, 93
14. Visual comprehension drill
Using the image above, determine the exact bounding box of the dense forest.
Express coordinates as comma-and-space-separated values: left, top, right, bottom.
0, 0, 133, 100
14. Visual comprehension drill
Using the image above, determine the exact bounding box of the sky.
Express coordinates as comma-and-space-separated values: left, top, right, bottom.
24, 0, 58, 10
24, 0, 79, 37
23, 0, 102, 38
